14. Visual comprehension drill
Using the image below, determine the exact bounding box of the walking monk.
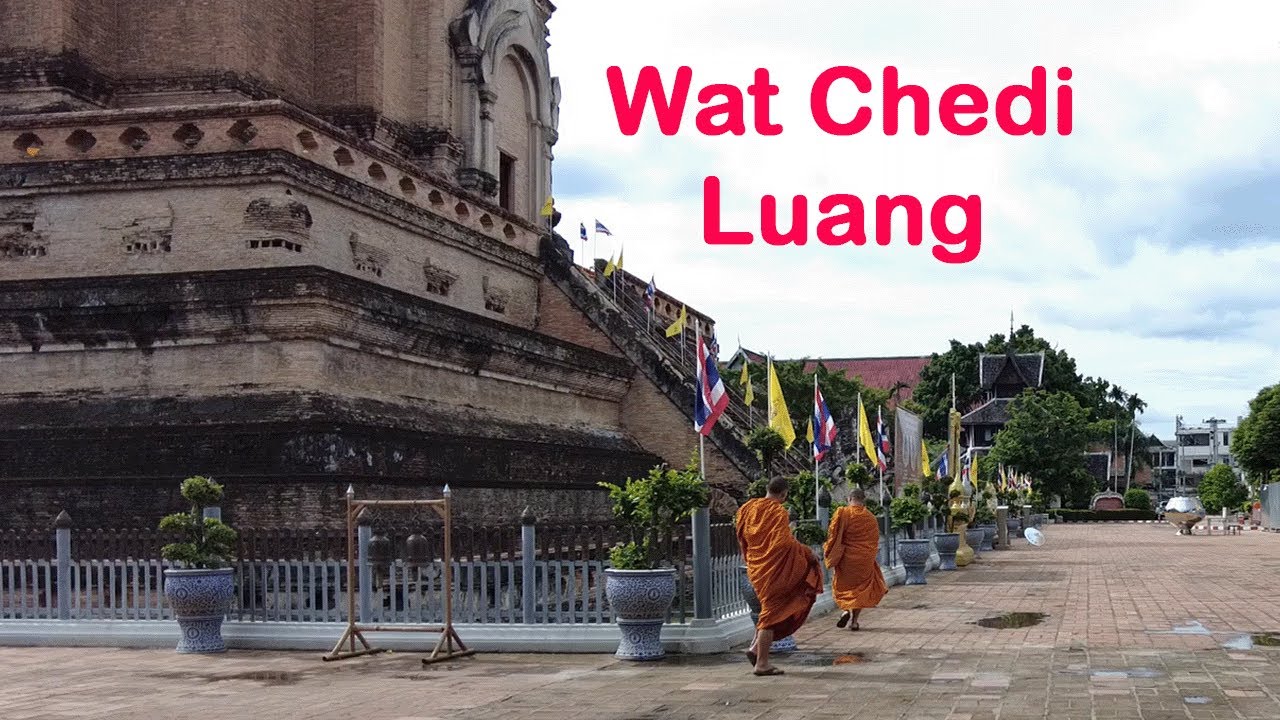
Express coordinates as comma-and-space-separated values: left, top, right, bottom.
736, 476, 823, 676
823, 488, 887, 631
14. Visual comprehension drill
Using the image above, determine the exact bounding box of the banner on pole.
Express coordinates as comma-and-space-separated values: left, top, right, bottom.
894, 407, 924, 496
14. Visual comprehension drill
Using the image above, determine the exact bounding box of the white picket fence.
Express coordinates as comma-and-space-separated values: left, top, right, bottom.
1, 554, 749, 625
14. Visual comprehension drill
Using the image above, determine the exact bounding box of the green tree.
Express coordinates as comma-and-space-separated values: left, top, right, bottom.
985, 390, 1096, 508
912, 340, 985, 438
159, 476, 238, 568
1234, 383, 1280, 486
1123, 488, 1151, 511
1198, 464, 1247, 516
599, 457, 709, 569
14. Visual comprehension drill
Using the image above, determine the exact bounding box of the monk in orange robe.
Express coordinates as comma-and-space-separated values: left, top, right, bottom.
823, 487, 887, 631
736, 476, 823, 676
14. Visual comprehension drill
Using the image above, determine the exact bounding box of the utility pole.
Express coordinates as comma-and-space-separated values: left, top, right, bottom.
1204, 416, 1224, 467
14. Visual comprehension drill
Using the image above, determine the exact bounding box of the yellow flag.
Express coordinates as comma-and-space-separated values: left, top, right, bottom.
921, 440, 931, 478
805, 417, 814, 445
539, 196, 554, 217
664, 305, 686, 338
767, 361, 795, 449
603, 254, 616, 277
616, 247, 624, 271
857, 396, 877, 467
739, 363, 754, 406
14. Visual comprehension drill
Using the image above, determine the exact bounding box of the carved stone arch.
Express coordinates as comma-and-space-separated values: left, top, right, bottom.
451, 0, 558, 216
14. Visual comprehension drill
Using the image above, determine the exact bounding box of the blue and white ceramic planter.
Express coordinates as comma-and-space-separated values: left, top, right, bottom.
965, 528, 986, 559
605, 568, 676, 661
934, 533, 960, 570
163, 568, 234, 653
899, 538, 931, 585
738, 566, 796, 653
978, 524, 996, 551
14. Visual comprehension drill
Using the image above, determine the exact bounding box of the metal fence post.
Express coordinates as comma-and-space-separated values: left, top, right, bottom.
816, 490, 832, 585
692, 507, 712, 620
521, 508, 536, 624
357, 511, 371, 624
54, 510, 72, 620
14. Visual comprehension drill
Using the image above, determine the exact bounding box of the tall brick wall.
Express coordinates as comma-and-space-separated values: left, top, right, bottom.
535, 277, 625, 357
494, 53, 534, 218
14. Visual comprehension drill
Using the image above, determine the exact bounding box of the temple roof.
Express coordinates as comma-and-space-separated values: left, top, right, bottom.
978, 350, 1045, 390
960, 397, 1013, 426
725, 349, 931, 404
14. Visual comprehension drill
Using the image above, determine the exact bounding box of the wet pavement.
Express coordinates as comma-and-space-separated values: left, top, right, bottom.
6, 523, 1280, 719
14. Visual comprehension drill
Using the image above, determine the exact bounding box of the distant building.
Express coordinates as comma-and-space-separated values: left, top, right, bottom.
959, 348, 1046, 452
724, 349, 930, 407
1174, 416, 1243, 488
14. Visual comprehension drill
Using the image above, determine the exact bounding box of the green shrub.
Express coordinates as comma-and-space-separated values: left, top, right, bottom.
1123, 488, 1152, 511
600, 457, 709, 570
890, 483, 929, 540
159, 476, 237, 569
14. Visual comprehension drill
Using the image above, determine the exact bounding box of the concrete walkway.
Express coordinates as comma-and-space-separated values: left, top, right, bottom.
6, 523, 1280, 719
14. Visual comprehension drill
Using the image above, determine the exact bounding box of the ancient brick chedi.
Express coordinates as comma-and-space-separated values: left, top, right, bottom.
0, 1, 755, 529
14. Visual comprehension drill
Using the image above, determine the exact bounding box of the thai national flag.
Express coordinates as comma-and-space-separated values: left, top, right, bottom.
812, 385, 837, 461
579, 222, 588, 241
694, 328, 729, 436
875, 407, 889, 471
708, 330, 720, 358
936, 452, 949, 480
961, 448, 972, 482
595, 220, 612, 236
644, 276, 655, 311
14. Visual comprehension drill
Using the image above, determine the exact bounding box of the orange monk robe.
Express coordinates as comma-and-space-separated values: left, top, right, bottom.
823, 505, 888, 611
736, 498, 823, 638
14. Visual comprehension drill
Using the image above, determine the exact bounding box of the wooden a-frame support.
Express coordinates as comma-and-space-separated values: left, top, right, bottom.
322, 485, 477, 665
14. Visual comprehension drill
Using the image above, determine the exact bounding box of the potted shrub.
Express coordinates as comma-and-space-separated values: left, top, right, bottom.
599, 459, 708, 661
973, 501, 997, 551
160, 476, 238, 654
891, 484, 931, 585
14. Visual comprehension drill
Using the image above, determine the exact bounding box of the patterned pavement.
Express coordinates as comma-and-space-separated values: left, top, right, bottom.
6, 523, 1280, 719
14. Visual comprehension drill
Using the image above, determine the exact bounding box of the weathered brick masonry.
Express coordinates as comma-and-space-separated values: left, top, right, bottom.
0, 1, 756, 530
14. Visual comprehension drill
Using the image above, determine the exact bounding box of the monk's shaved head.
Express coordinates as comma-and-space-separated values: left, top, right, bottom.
849, 487, 866, 504
766, 476, 789, 497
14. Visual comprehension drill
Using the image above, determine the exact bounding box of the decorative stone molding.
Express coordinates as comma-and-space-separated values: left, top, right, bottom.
349, 234, 388, 278
244, 196, 311, 253
481, 275, 509, 314
0, 203, 47, 260
423, 259, 458, 297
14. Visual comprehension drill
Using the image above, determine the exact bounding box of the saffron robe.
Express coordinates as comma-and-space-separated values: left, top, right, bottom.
823, 505, 888, 611
736, 498, 823, 638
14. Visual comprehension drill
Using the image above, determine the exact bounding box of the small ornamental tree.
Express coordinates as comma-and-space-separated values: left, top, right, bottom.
1198, 464, 1247, 516
600, 457, 709, 570
1123, 488, 1152, 511
745, 426, 787, 476
159, 476, 237, 569
890, 484, 930, 539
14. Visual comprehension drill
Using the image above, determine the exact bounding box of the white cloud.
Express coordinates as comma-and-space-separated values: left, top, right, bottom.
546, 1, 1280, 437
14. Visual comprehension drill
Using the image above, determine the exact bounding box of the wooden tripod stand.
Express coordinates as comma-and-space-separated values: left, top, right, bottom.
322, 484, 476, 665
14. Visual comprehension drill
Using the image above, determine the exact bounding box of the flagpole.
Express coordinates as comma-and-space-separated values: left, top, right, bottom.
813, 374, 820, 521
855, 393, 862, 471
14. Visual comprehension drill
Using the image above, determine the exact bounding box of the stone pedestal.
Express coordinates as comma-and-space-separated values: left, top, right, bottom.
995, 506, 1009, 549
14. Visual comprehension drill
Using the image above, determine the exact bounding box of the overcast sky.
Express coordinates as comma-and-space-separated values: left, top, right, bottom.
545, 1, 1280, 440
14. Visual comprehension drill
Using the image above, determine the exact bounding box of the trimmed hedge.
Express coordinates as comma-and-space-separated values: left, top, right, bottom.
1051, 509, 1158, 522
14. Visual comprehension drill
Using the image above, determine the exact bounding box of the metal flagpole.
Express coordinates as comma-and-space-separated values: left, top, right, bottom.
813, 374, 820, 521
1126, 420, 1135, 492
855, 392, 862, 470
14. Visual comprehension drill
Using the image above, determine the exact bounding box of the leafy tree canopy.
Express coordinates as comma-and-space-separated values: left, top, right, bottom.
983, 390, 1097, 508
1233, 383, 1280, 486
1198, 464, 1247, 516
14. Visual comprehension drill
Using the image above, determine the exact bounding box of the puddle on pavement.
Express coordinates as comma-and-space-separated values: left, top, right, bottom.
1091, 668, 1162, 679
972, 612, 1048, 629
1223, 635, 1254, 651
1252, 634, 1280, 647
1184, 696, 1212, 705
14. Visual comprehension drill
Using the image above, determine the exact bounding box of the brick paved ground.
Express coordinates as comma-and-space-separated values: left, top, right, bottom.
7, 523, 1280, 719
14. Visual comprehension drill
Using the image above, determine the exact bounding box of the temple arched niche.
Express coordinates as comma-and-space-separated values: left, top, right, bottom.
450, 0, 558, 224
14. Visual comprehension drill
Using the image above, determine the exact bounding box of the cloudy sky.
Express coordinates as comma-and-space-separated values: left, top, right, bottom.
545, 1, 1280, 439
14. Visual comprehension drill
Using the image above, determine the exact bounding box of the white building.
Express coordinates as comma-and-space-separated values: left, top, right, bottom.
1173, 415, 1242, 487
